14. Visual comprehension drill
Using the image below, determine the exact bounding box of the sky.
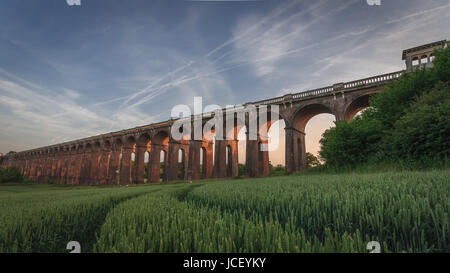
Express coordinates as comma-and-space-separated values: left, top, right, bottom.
0, 0, 449, 165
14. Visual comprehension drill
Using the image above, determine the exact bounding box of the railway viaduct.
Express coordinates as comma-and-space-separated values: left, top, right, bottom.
0, 40, 446, 185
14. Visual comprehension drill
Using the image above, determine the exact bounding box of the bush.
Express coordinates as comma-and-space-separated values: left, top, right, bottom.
306, 152, 321, 168
319, 117, 383, 167
384, 82, 450, 161
0, 166, 23, 183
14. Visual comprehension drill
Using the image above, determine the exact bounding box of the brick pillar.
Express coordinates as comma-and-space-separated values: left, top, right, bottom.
204, 142, 214, 179
148, 144, 163, 183
89, 149, 100, 185
181, 144, 189, 180
108, 146, 121, 185
41, 155, 49, 183
285, 127, 306, 173
61, 151, 70, 184
54, 152, 61, 184
227, 139, 239, 178
48, 154, 55, 183
167, 142, 179, 181
47, 154, 53, 182
98, 147, 110, 185
214, 140, 227, 178
73, 149, 83, 185
259, 139, 270, 177
119, 147, 133, 185
188, 140, 202, 181
78, 151, 88, 185
245, 139, 258, 178
133, 145, 146, 184
69, 149, 78, 184
32, 157, 39, 182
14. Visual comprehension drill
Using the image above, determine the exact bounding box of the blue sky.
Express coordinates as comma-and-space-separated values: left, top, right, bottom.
0, 0, 449, 161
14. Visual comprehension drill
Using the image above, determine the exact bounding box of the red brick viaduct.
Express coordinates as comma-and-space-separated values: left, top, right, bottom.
0, 41, 446, 185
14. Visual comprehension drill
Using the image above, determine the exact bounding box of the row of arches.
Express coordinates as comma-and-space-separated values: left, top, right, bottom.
1, 94, 371, 184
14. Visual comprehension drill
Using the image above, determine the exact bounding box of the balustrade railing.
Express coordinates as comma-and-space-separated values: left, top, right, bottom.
9, 71, 406, 155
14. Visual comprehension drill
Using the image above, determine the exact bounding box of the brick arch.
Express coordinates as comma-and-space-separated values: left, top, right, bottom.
133, 132, 152, 184
118, 136, 136, 185
291, 103, 334, 133
148, 129, 170, 183
185, 120, 214, 181
152, 129, 170, 145
344, 94, 371, 121
284, 103, 334, 173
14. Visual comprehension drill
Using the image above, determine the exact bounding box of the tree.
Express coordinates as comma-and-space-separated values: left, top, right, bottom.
385, 81, 450, 160
0, 166, 23, 183
306, 153, 321, 168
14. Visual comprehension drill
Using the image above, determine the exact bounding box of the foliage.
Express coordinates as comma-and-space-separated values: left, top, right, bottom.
319, 46, 450, 168
269, 162, 285, 176
384, 82, 450, 161
306, 152, 321, 168
0, 166, 24, 183
238, 163, 246, 176
319, 117, 383, 167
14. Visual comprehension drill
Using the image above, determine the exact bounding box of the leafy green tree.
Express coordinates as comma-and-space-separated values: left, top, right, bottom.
0, 166, 23, 183
319, 117, 383, 167
306, 152, 321, 168
385, 81, 450, 160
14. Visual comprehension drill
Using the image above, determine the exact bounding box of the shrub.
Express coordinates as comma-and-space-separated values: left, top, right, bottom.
384, 81, 450, 161
0, 166, 23, 183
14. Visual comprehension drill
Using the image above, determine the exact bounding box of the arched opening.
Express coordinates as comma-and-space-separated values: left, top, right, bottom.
344, 95, 371, 121
100, 140, 111, 185
150, 130, 169, 183
131, 148, 136, 183
160, 150, 166, 181
290, 104, 334, 171
110, 138, 123, 185
177, 148, 185, 180
421, 55, 428, 64
144, 151, 149, 182
200, 147, 206, 178
305, 114, 336, 165
267, 119, 286, 173
258, 142, 264, 175
134, 134, 150, 184
119, 136, 136, 185
226, 145, 232, 177
201, 125, 216, 179
430, 54, 435, 62
412, 57, 419, 66
237, 126, 247, 176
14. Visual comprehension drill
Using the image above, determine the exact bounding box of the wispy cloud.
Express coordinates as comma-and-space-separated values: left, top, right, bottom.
0, 0, 449, 157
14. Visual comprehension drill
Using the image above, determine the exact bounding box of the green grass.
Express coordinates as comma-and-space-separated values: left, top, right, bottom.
0, 170, 449, 253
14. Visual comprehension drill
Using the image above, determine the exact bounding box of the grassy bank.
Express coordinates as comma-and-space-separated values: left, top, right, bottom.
1, 170, 448, 253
